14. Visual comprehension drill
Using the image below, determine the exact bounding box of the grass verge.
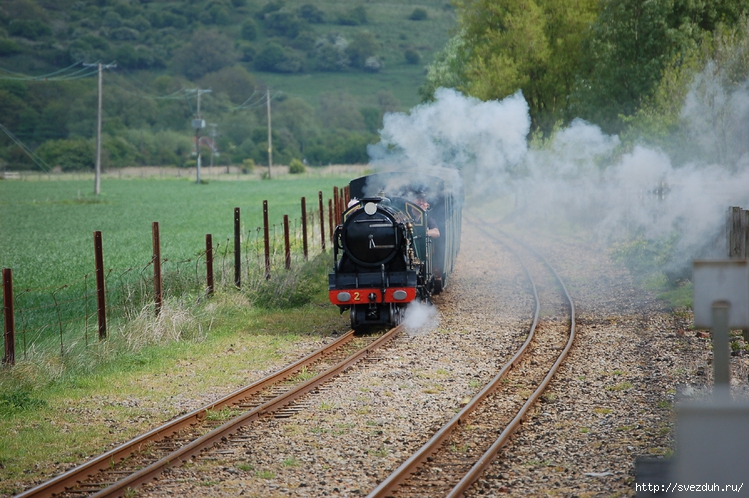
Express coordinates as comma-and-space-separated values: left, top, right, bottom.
0, 254, 348, 497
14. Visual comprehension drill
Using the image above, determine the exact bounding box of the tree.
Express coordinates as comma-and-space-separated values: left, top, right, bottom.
241, 18, 258, 40
572, 0, 747, 132
198, 65, 256, 104
172, 30, 239, 80
410, 8, 428, 21
298, 4, 325, 23
346, 31, 379, 68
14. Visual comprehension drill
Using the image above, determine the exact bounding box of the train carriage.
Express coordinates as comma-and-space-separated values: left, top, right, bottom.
329, 168, 463, 327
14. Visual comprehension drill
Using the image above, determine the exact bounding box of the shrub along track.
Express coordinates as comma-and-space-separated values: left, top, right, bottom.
368, 217, 576, 497
15, 327, 402, 498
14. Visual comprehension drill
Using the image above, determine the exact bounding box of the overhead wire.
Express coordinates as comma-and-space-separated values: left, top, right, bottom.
0, 122, 53, 173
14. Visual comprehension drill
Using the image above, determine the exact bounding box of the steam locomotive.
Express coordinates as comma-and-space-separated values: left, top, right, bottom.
328, 169, 463, 327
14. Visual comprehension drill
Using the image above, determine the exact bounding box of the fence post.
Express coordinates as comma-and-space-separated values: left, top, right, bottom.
284, 215, 291, 269
206, 234, 214, 295
94, 231, 107, 340
344, 185, 350, 206
301, 197, 308, 261
328, 198, 334, 242
263, 200, 271, 280
333, 186, 339, 226
319, 191, 326, 251
152, 222, 162, 316
234, 207, 241, 288
3, 268, 15, 365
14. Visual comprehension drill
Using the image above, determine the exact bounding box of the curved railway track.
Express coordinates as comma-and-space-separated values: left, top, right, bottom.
17, 326, 403, 498
368, 216, 576, 497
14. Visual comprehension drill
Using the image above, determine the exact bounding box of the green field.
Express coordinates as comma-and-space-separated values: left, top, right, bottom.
1, 175, 353, 286
0, 174, 356, 351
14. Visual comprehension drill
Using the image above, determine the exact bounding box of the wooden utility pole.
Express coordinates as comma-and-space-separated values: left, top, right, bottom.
266, 88, 272, 179
189, 88, 211, 184
84, 61, 116, 196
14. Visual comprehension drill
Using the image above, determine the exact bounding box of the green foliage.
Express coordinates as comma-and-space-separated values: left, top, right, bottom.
410, 8, 428, 21
242, 158, 256, 172
346, 31, 379, 68
298, 4, 325, 23
8, 19, 51, 40
338, 6, 368, 26
0, 390, 46, 415
36, 138, 94, 171
255, 42, 303, 72
241, 18, 258, 40
404, 48, 421, 65
0, 38, 21, 56
172, 30, 239, 80
288, 157, 305, 173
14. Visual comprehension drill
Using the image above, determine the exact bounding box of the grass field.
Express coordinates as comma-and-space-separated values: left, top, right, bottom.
1, 174, 354, 287
0, 172, 358, 352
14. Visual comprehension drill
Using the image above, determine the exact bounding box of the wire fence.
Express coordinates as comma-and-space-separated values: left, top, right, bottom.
2, 188, 350, 366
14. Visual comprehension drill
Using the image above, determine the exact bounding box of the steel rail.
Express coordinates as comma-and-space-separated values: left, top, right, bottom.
16, 329, 358, 498
446, 223, 576, 497
367, 221, 543, 498
368, 218, 576, 498
90, 323, 404, 497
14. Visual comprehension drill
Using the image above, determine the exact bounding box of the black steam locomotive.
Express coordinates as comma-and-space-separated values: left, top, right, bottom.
328, 169, 463, 327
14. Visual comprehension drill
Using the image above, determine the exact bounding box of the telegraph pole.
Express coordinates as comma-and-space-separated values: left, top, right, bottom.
266, 88, 272, 179
209, 123, 217, 168
84, 61, 116, 195
188, 88, 211, 184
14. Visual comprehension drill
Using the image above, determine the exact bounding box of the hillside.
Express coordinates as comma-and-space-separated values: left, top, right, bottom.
0, 0, 456, 170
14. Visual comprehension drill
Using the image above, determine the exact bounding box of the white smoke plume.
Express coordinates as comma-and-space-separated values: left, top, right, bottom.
403, 300, 439, 336
368, 83, 749, 273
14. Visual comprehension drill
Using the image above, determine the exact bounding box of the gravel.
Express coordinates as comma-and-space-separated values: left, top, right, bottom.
139, 218, 748, 497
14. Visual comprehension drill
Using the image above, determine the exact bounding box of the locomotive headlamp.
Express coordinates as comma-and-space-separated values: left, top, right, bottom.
337, 292, 351, 302
364, 202, 377, 215
393, 290, 408, 301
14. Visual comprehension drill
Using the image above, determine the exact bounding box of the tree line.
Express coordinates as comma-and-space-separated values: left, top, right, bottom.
0, 0, 439, 171
421, 0, 749, 165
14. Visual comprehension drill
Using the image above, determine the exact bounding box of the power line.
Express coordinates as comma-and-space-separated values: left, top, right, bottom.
0, 122, 52, 173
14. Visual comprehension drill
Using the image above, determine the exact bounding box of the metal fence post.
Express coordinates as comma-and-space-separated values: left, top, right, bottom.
94, 231, 107, 340
152, 222, 162, 316
3, 268, 15, 365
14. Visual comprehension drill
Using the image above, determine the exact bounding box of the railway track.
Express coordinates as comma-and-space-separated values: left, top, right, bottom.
16, 326, 403, 498
368, 217, 576, 497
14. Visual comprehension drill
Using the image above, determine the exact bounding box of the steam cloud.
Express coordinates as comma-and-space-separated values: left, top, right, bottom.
403, 300, 440, 336
368, 82, 749, 273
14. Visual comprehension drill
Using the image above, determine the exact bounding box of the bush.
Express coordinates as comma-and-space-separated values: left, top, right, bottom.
242, 158, 255, 173
288, 158, 305, 174
404, 48, 421, 64
241, 19, 258, 40
8, 20, 51, 40
409, 8, 428, 21
36, 139, 94, 171
298, 4, 325, 23
0, 39, 21, 56
337, 6, 367, 26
